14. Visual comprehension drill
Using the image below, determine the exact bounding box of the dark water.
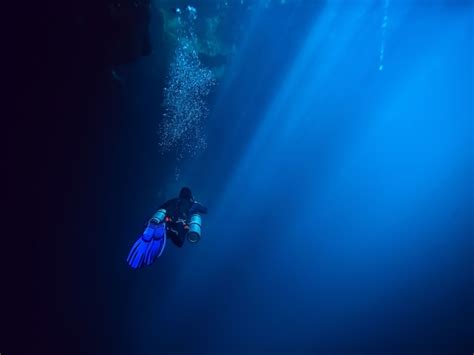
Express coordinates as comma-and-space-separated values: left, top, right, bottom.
4, 1, 472, 354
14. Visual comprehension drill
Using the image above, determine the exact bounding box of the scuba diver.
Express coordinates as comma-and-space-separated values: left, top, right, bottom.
126, 187, 207, 269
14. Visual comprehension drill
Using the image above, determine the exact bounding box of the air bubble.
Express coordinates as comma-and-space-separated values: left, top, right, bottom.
159, 8, 215, 160
379, 0, 390, 71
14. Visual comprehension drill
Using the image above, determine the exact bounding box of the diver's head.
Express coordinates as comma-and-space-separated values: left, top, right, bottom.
179, 187, 193, 200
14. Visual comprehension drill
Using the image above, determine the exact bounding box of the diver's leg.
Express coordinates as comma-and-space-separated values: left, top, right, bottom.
171, 233, 185, 247
167, 227, 185, 248
170, 235, 184, 247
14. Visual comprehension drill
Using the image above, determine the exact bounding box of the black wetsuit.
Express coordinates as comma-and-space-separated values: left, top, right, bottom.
159, 198, 207, 247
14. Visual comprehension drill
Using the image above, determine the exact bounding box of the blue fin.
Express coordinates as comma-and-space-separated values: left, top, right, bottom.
126, 238, 149, 269
127, 222, 166, 269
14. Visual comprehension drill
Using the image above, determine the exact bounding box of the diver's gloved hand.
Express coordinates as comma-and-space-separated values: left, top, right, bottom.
127, 222, 167, 269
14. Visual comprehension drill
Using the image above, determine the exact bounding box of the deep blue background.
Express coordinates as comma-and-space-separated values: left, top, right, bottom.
4, 1, 472, 354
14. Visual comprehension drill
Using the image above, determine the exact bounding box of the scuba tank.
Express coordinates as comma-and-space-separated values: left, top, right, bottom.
150, 208, 166, 224
186, 213, 202, 243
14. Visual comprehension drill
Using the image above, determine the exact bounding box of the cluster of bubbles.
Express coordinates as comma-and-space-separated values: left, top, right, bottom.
379, 0, 390, 71
218, 0, 287, 9
159, 5, 215, 161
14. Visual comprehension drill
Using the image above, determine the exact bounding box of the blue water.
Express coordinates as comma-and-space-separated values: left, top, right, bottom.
120, 1, 472, 354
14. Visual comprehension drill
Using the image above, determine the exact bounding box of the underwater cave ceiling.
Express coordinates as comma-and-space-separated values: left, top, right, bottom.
100, 0, 153, 65
90, 0, 294, 75
98, 0, 254, 73
160, 6, 232, 78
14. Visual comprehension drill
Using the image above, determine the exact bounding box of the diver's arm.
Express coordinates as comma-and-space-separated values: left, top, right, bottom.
190, 202, 207, 215
159, 198, 178, 211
